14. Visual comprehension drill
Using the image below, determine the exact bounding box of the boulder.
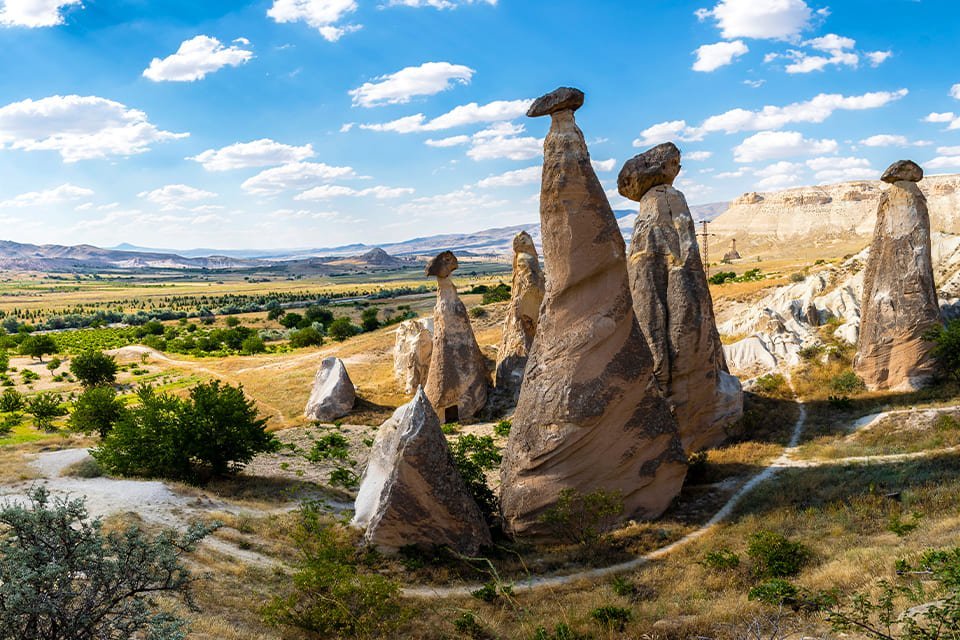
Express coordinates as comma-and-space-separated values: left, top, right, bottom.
304, 357, 356, 422
423, 252, 489, 422
855, 161, 941, 391
882, 159, 923, 184
394, 318, 434, 395
500, 87, 687, 539
495, 231, 545, 399
526, 86, 584, 117
617, 142, 682, 202
352, 389, 492, 554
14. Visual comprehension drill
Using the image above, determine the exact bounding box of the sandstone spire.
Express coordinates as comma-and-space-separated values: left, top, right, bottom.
620, 144, 743, 453
499, 88, 687, 539
854, 160, 941, 390
394, 318, 433, 395
495, 231, 545, 399
423, 251, 489, 421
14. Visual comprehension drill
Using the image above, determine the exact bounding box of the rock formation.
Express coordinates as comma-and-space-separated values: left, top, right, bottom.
620, 144, 742, 452
304, 357, 356, 422
723, 239, 742, 262
352, 388, 491, 554
499, 87, 687, 539
854, 160, 941, 391
394, 318, 433, 395
495, 231, 545, 398
423, 251, 488, 422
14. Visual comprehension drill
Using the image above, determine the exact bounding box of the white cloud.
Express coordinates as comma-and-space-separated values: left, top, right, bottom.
695, 0, 813, 41
692, 40, 749, 72
138, 184, 218, 211
267, 0, 360, 42
397, 188, 508, 218
752, 163, 804, 189
0, 95, 188, 162
143, 35, 253, 82
387, 0, 496, 7
188, 139, 314, 171
858, 134, 930, 148
0, 183, 93, 208
867, 50, 892, 66
240, 161, 358, 195
928, 147, 960, 170
476, 166, 541, 188
295, 184, 413, 200
0, 0, 81, 27
925, 112, 956, 123
463, 122, 541, 161
743, 79, 766, 88
425, 135, 470, 147
360, 98, 531, 133
733, 130, 837, 162
806, 156, 874, 182
686, 151, 713, 161
339, 122, 354, 133
951, 84, 960, 100
634, 120, 700, 147
349, 62, 474, 107
716, 168, 750, 179
938, 146, 960, 155
592, 158, 616, 172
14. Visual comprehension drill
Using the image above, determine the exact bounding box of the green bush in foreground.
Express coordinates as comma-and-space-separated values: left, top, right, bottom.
26, 392, 67, 432
747, 530, 810, 579
69, 350, 118, 387
539, 488, 625, 545
69, 385, 126, 438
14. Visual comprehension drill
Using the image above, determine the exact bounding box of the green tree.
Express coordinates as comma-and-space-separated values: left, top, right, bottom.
241, 334, 267, 354
0, 388, 23, 413
69, 350, 118, 388
26, 392, 67, 432
0, 486, 213, 640
928, 319, 960, 380
69, 386, 126, 438
361, 307, 381, 332
289, 327, 324, 348
327, 317, 360, 342
0, 349, 8, 373
279, 312, 303, 329
224, 316, 241, 328
18, 335, 58, 363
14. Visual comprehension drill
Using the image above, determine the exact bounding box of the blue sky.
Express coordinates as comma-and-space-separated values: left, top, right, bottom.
0, 0, 958, 250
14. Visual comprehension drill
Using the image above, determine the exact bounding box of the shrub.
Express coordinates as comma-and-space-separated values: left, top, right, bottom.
361, 307, 380, 332
703, 548, 741, 571
69, 386, 126, 438
928, 319, 960, 380
0, 388, 24, 413
328, 317, 361, 342
451, 434, 501, 526
798, 344, 824, 361
709, 271, 736, 285
69, 350, 118, 387
26, 392, 67, 431
307, 432, 351, 462
533, 623, 589, 640
289, 326, 324, 348
789, 272, 807, 283
829, 370, 866, 394
453, 612, 486, 637
481, 283, 511, 305
748, 579, 799, 606
539, 488, 625, 545
494, 419, 512, 437
45, 357, 62, 371
0, 487, 213, 640
0, 350, 7, 373
329, 466, 360, 489
753, 373, 789, 397
747, 530, 810, 579
18, 334, 58, 362
468, 306, 487, 319
887, 511, 924, 537
590, 605, 632, 631
241, 334, 266, 354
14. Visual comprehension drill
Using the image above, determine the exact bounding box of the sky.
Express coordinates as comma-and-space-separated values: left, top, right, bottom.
0, 0, 958, 251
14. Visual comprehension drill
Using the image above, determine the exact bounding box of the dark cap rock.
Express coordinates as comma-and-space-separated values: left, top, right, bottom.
527, 87, 584, 118
425, 250, 458, 278
617, 142, 682, 202
882, 160, 923, 184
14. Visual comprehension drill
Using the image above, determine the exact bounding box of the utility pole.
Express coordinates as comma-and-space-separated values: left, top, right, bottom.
698, 220, 716, 279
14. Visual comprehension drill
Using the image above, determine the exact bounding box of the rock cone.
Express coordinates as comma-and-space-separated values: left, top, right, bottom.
352, 389, 492, 554
500, 88, 687, 539
854, 161, 941, 391
394, 318, 433, 395
495, 231, 545, 399
304, 357, 356, 422
622, 148, 743, 452
423, 251, 489, 422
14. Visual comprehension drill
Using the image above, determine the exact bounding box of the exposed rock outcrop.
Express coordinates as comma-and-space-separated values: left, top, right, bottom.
394, 318, 434, 395
854, 161, 941, 391
500, 87, 686, 539
621, 146, 742, 452
423, 251, 488, 422
352, 389, 491, 554
495, 231, 545, 399
304, 357, 356, 422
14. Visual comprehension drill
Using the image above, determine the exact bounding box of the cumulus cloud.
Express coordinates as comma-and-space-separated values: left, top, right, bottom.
349, 62, 474, 107
240, 161, 358, 195
783, 35, 860, 73
925, 112, 956, 123
295, 184, 414, 200
267, 0, 360, 42
592, 158, 616, 172
692, 40, 749, 72
634, 120, 699, 147
0, 95, 188, 162
425, 135, 470, 147
360, 98, 532, 133
463, 122, 541, 161
952, 84, 960, 100
138, 184, 218, 211
387, 0, 496, 7
397, 188, 509, 218
927, 146, 960, 170
143, 36, 253, 82
188, 139, 314, 171
867, 50, 892, 66
859, 134, 930, 148
476, 166, 541, 188
686, 151, 713, 161
695, 0, 813, 41
0, 0, 81, 27
0, 183, 93, 208
733, 130, 837, 162
806, 156, 874, 182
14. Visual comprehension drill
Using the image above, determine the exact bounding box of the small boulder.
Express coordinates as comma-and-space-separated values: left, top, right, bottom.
394, 318, 433, 395
352, 389, 492, 554
526, 86, 584, 117
617, 142, 682, 202
304, 357, 356, 422
881, 159, 923, 184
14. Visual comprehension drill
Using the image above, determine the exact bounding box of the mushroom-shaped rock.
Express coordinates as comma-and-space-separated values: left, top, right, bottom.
881, 159, 923, 184
423, 251, 488, 422
617, 143, 682, 202
495, 231, 545, 399
352, 389, 492, 554
500, 88, 687, 539
625, 171, 743, 453
304, 357, 356, 422
394, 318, 434, 395
526, 86, 584, 117
854, 163, 941, 390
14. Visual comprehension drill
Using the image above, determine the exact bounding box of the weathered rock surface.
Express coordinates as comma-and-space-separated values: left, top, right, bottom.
352, 389, 491, 554
526, 86, 584, 117
854, 162, 941, 391
625, 172, 743, 452
423, 251, 488, 422
304, 357, 356, 422
495, 231, 545, 398
882, 160, 923, 184
394, 318, 434, 395
617, 142, 682, 202
500, 87, 687, 539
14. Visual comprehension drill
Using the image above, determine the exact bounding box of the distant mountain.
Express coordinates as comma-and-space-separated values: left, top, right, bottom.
0, 240, 258, 272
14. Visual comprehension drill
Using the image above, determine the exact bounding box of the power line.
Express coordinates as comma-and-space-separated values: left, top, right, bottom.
698, 220, 717, 279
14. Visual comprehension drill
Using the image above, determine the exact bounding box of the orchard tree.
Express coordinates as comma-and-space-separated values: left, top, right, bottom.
19, 335, 57, 363
69, 386, 126, 438
69, 350, 118, 388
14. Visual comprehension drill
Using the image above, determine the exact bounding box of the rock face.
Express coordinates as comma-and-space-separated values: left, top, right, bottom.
617, 142, 681, 201
622, 147, 742, 452
500, 87, 687, 539
304, 357, 356, 422
854, 161, 941, 391
495, 231, 545, 398
423, 251, 489, 422
394, 318, 434, 395
352, 389, 491, 554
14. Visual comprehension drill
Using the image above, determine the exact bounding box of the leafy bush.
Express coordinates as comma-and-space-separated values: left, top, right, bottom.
0, 388, 24, 413
703, 548, 741, 571
709, 271, 736, 285
829, 370, 866, 394
753, 373, 790, 397
494, 419, 512, 437
481, 283, 511, 305
241, 334, 266, 354
69, 350, 118, 387
928, 319, 960, 380
361, 307, 380, 332
329, 466, 360, 489
747, 530, 810, 579
749, 579, 799, 606
0, 487, 213, 640
799, 344, 824, 361
0, 350, 7, 373
307, 432, 351, 462
69, 386, 126, 438
590, 605, 632, 631
539, 488, 624, 545
328, 317, 361, 342
468, 306, 487, 319
26, 392, 67, 431
533, 622, 589, 640
289, 326, 324, 348
19, 334, 58, 362
789, 272, 807, 283
451, 434, 501, 526
45, 357, 62, 371
887, 511, 924, 537
453, 612, 487, 638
